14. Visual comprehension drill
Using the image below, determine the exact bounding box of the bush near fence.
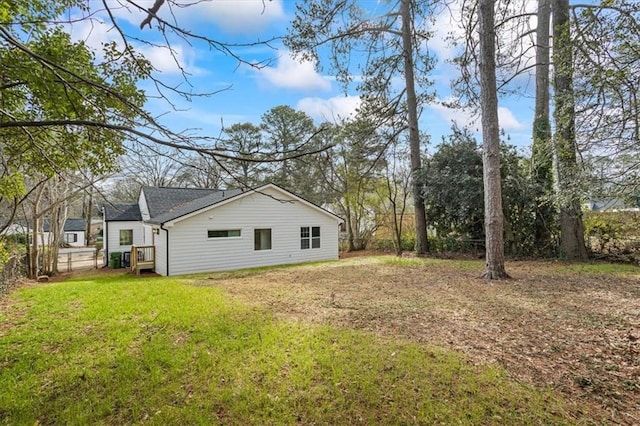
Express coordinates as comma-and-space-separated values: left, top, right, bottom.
584, 211, 640, 264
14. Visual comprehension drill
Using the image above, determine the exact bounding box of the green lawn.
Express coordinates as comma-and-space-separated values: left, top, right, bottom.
1, 270, 588, 424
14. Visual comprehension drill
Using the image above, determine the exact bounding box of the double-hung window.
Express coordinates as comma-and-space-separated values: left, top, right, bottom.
301, 226, 320, 249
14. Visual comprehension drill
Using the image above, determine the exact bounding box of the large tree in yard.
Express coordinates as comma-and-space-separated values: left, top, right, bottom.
478, 0, 509, 279
286, 0, 435, 255
552, 0, 588, 260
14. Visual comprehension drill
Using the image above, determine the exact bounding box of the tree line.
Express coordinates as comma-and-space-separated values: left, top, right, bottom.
1, 0, 639, 278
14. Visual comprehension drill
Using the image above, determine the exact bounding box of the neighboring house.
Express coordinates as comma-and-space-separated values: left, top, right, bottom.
41, 218, 86, 247
103, 183, 343, 276
0, 222, 29, 237
584, 199, 627, 212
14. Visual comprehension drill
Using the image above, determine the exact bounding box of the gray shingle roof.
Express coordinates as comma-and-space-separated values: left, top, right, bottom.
106, 183, 340, 227
144, 187, 244, 224
64, 218, 86, 231
141, 187, 220, 219
104, 203, 142, 222
43, 218, 86, 232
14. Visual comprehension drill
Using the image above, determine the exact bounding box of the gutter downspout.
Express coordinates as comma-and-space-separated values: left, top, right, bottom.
161, 223, 169, 276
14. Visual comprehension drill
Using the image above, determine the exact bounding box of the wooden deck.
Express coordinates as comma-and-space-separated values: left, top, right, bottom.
130, 245, 155, 275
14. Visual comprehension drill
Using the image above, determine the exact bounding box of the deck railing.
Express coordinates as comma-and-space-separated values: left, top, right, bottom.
130, 245, 155, 275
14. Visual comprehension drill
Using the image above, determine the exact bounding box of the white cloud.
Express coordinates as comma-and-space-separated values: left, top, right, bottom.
428, 0, 537, 74
296, 95, 361, 122
97, 0, 151, 29
429, 101, 526, 132
171, 0, 285, 35
429, 102, 478, 130
428, 3, 465, 62
498, 107, 527, 131
81, 0, 284, 37
258, 53, 331, 92
68, 12, 201, 77
139, 44, 204, 76
68, 15, 119, 54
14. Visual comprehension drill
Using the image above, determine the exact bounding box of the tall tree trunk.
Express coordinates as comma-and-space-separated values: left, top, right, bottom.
30, 213, 39, 278
478, 0, 509, 279
29, 186, 45, 278
345, 206, 356, 252
85, 185, 93, 246
532, 0, 554, 254
400, 0, 429, 255
552, 0, 588, 260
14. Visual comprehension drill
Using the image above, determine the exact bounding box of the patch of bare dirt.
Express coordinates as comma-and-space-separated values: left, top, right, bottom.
198, 257, 640, 424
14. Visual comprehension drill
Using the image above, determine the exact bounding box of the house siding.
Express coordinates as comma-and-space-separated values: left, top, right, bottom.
155, 228, 168, 276
105, 220, 146, 266
142, 224, 153, 245
164, 187, 340, 276
64, 231, 85, 247
139, 190, 151, 221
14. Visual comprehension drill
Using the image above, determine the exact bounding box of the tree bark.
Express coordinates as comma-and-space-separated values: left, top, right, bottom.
85, 185, 93, 246
531, 0, 554, 253
400, 0, 429, 255
552, 0, 588, 261
29, 186, 44, 278
478, 0, 509, 279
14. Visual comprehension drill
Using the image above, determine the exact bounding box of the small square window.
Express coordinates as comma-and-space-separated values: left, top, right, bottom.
119, 229, 133, 246
254, 228, 272, 250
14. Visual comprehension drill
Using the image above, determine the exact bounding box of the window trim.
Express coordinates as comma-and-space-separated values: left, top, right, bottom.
207, 229, 242, 239
254, 228, 272, 251
119, 229, 133, 246
301, 226, 321, 249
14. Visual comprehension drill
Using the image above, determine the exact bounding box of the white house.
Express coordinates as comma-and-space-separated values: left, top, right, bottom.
61, 218, 87, 247
0, 223, 29, 237
2, 219, 86, 247
103, 183, 343, 276
41, 218, 86, 247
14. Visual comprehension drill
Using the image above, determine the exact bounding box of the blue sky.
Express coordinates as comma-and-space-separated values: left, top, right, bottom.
69, 0, 535, 153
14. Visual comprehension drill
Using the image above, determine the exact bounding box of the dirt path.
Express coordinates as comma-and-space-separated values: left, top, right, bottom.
197, 257, 640, 424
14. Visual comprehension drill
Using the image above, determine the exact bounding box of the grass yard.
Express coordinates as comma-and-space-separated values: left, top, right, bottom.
1, 257, 638, 424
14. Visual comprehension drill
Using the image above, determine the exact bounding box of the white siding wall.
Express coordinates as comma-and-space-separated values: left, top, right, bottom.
64, 232, 85, 247
164, 187, 340, 276
105, 221, 146, 265
138, 190, 150, 221
155, 228, 168, 276
35, 231, 84, 247
143, 224, 153, 245
102, 217, 107, 266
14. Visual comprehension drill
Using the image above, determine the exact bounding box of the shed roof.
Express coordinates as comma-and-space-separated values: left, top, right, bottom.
43, 218, 86, 232
64, 218, 87, 232
103, 203, 142, 222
